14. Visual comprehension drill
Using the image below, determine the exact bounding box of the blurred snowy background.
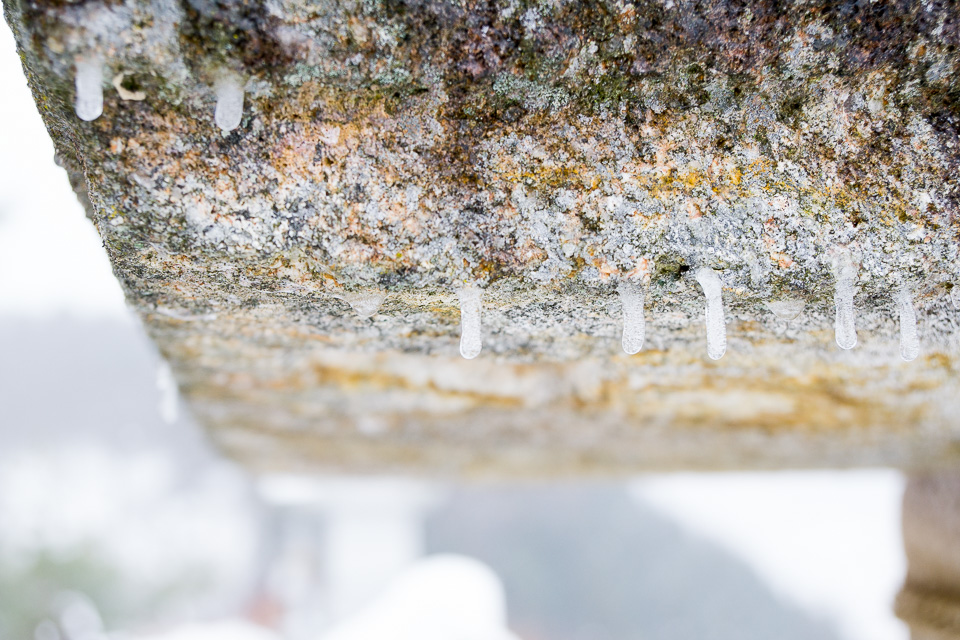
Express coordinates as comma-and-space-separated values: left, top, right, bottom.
0, 18, 908, 640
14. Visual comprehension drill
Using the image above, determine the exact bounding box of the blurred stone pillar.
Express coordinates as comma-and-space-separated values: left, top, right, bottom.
896, 471, 960, 640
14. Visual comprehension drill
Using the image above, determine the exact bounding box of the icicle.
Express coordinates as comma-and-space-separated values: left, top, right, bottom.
342, 290, 386, 319
618, 281, 645, 355
897, 286, 920, 362
695, 267, 726, 360
214, 73, 244, 132
156, 361, 178, 424
75, 57, 103, 121
834, 251, 858, 350
458, 284, 482, 359
951, 285, 960, 310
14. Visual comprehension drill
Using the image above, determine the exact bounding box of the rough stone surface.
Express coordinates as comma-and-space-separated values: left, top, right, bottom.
6, 0, 960, 474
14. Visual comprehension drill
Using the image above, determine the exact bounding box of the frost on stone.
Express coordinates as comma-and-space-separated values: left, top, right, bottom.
342, 290, 386, 319
695, 268, 726, 360
156, 361, 178, 425
458, 284, 483, 360
214, 73, 245, 132
833, 251, 858, 350
897, 286, 920, 362
154, 306, 218, 322
618, 280, 645, 355
75, 57, 103, 121
765, 297, 806, 321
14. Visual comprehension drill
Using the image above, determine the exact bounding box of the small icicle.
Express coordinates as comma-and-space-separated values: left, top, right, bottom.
951, 285, 960, 310
695, 267, 726, 360
156, 361, 178, 425
214, 73, 245, 132
765, 297, 805, 322
342, 290, 386, 319
618, 281, 645, 355
897, 286, 920, 362
75, 57, 103, 121
834, 251, 858, 350
458, 284, 482, 359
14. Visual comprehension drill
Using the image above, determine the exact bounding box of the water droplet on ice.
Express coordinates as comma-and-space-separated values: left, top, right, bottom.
618, 281, 645, 355
765, 297, 805, 321
214, 73, 244, 132
897, 286, 920, 362
75, 57, 103, 121
834, 252, 858, 350
156, 361, 178, 424
458, 285, 482, 359
342, 290, 386, 319
695, 267, 726, 360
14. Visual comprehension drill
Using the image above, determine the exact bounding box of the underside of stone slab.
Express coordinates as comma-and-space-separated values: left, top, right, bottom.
6, 0, 960, 474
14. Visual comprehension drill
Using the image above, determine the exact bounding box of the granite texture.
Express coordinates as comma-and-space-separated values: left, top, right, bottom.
6, 0, 960, 474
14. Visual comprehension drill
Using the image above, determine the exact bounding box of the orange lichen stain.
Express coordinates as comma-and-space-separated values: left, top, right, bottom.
209, 354, 939, 436
770, 252, 795, 269
591, 257, 619, 280
619, 371, 927, 433
624, 257, 651, 280
733, 319, 762, 333
516, 239, 547, 264
271, 128, 326, 180
684, 169, 703, 188
307, 363, 528, 409
125, 138, 142, 155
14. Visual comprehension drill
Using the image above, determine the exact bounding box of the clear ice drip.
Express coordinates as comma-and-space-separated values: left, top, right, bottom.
897, 287, 920, 362
342, 291, 386, 319
765, 297, 805, 321
834, 252, 858, 350
618, 281, 645, 355
458, 285, 482, 359
75, 57, 103, 121
156, 361, 178, 424
695, 268, 726, 360
214, 74, 244, 132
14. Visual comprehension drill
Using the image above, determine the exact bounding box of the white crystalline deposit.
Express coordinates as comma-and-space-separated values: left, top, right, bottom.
834, 251, 858, 350
214, 73, 245, 132
765, 297, 806, 321
695, 268, 726, 360
156, 361, 178, 424
342, 290, 387, 319
897, 286, 920, 362
75, 57, 103, 121
618, 280, 645, 355
458, 285, 482, 360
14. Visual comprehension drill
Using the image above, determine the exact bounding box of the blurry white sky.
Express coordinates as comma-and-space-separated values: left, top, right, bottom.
632, 471, 907, 640
0, 19, 128, 320
0, 16, 909, 640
